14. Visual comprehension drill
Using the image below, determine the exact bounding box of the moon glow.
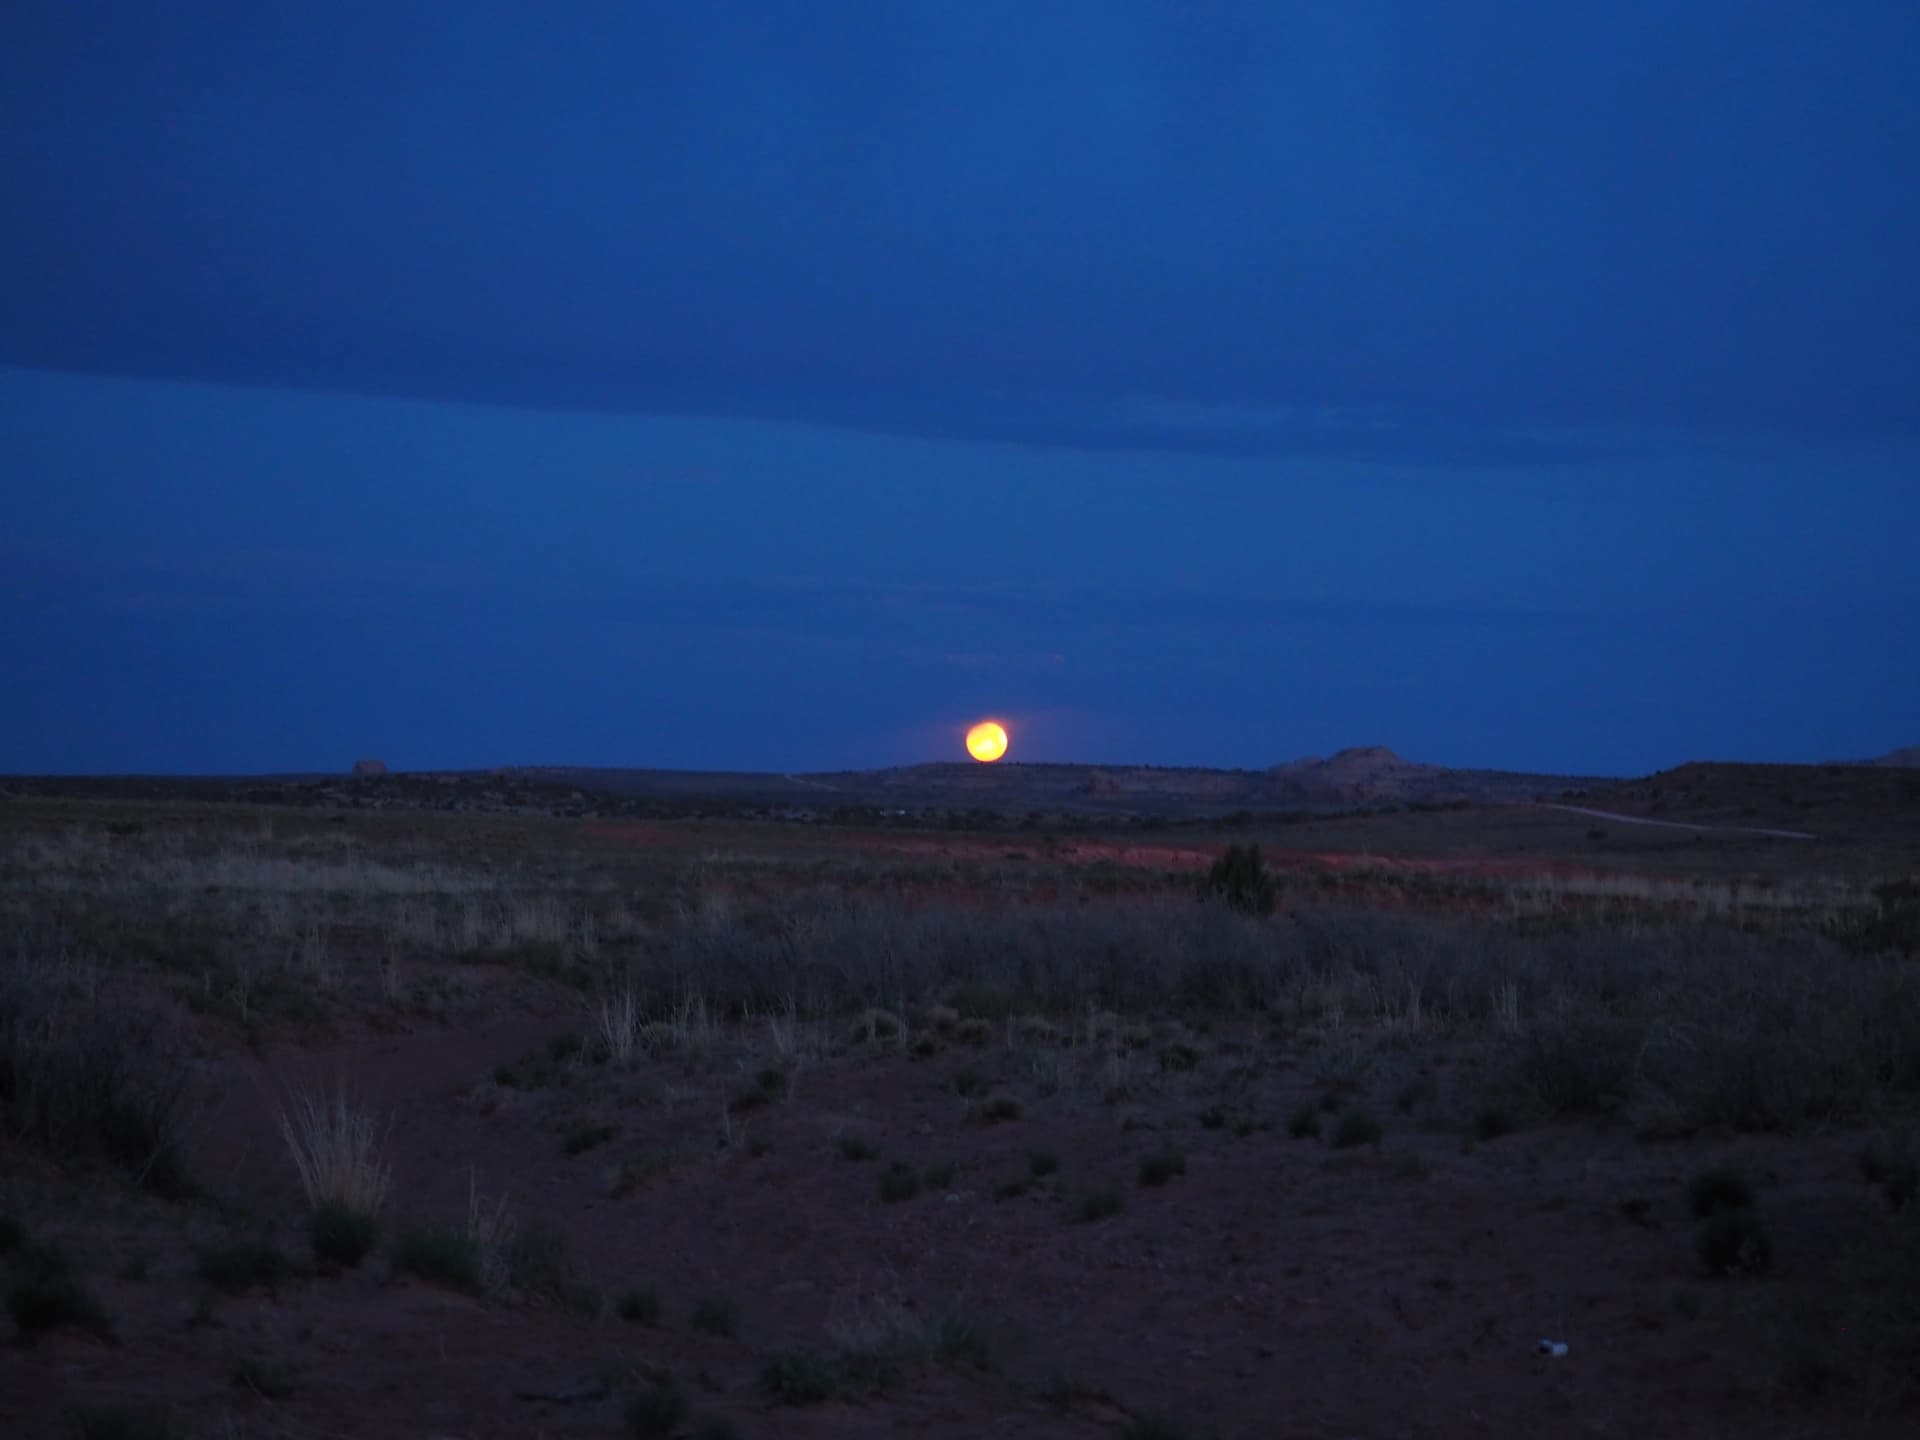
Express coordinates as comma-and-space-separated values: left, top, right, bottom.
965, 721, 1009, 763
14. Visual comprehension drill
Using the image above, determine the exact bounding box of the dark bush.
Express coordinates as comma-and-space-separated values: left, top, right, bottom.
310, 1200, 377, 1267
508, 1217, 596, 1313
761, 1350, 838, 1405
70, 1408, 175, 1440
1139, 1147, 1187, 1187
878, 1162, 921, 1204
1472, 1107, 1515, 1141
623, 1380, 689, 1438
392, 1227, 482, 1294
7, 1271, 114, 1345
1331, 1108, 1383, 1149
692, 1295, 741, 1337
1199, 844, 1277, 916
1491, 1014, 1639, 1118
1698, 1210, 1773, 1277
563, 1122, 617, 1155
618, 1287, 662, 1325
1688, 1168, 1755, 1220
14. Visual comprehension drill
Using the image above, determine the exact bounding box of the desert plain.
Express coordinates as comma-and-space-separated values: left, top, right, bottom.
2, 754, 1918, 1439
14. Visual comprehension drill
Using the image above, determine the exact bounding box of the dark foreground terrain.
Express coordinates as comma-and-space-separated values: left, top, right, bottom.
2, 771, 1918, 1438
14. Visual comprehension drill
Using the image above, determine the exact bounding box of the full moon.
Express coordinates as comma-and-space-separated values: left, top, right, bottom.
965, 721, 1009, 763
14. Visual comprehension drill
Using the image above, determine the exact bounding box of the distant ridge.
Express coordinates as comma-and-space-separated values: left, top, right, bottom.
1860, 746, 1920, 768
807, 746, 1614, 813
8, 749, 1914, 836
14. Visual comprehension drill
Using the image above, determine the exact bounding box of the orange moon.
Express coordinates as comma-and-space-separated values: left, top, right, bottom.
965, 721, 1009, 763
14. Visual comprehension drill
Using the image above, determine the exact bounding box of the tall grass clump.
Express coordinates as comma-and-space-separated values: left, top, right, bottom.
597, 984, 644, 1067
0, 939, 195, 1197
276, 1085, 389, 1266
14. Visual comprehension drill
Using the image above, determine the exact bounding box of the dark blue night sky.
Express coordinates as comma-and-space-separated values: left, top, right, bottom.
3, 2, 1915, 776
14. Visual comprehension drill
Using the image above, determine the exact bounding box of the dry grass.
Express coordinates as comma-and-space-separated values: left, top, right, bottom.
275, 1084, 390, 1218
464, 1169, 518, 1295
6, 802, 1919, 1146
596, 985, 644, 1067
0, 928, 195, 1194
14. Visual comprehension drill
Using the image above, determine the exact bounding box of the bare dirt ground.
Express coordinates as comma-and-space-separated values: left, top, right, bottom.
3, 789, 1918, 1439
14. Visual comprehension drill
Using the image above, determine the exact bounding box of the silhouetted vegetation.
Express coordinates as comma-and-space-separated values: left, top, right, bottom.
1198, 843, 1277, 915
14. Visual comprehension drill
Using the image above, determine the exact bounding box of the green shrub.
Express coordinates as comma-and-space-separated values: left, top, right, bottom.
878, 1162, 922, 1204
1861, 1143, 1920, 1210
761, 1349, 838, 1405
7, 1270, 113, 1345
1394, 1077, 1437, 1115
973, 1096, 1023, 1124
393, 1226, 482, 1294
692, 1295, 741, 1337
1076, 1187, 1126, 1223
1331, 1107, 1383, 1149
1027, 1150, 1060, 1177
617, 1287, 662, 1325
622, 1382, 691, 1436
564, 1122, 617, 1156
1885, 1166, 1920, 1211
933, 1313, 993, 1368
1495, 1015, 1638, 1118
508, 1217, 597, 1314
310, 1200, 378, 1267
623, 1380, 689, 1439
15, 1240, 69, 1280
71, 1408, 175, 1440
229, 1352, 296, 1399
1688, 1168, 1755, 1219
728, 1084, 773, 1115
1698, 1210, 1773, 1277
1139, 1147, 1187, 1187
1287, 1105, 1322, 1139
837, 1135, 878, 1162
1472, 1107, 1514, 1142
